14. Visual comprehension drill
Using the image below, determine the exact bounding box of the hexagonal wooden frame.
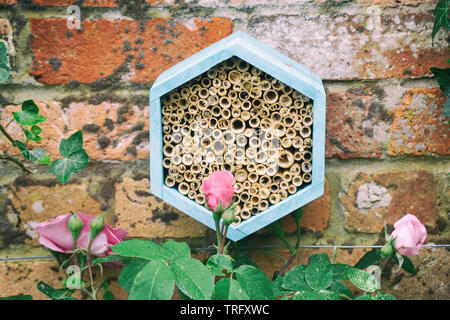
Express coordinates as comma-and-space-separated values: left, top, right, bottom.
149, 31, 326, 241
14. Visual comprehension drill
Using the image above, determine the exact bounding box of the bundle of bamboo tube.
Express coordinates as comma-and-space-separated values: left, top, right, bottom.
161, 56, 313, 225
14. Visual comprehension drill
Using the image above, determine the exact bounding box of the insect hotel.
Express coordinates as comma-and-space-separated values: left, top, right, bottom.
150, 31, 326, 241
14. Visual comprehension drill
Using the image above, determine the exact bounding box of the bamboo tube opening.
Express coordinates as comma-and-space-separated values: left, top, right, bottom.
303, 115, 313, 126
169, 92, 180, 101
241, 100, 251, 110
201, 77, 211, 87
241, 211, 252, 220
256, 164, 267, 176
269, 193, 280, 204
195, 194, 205, 205
292, 175, 303, 187
168, 166, 179, 176
206, 68, 217, 79
165, 176, 176, 188
239, 90, 250, 101
279, 190, 288, 200
259, 175, 271, 187
212, 77, 221, 87
249, 187, 258, 196
175, 174, 184, 183
248, 172, 258, 183
281, 137, 292, 149
303, 151, 312, 161
271, 79, 283, 90
242, 72, 251, 82
278, 150, 294, 169
178, 182, 189, 195
258, 108, 270, 118
217, 118, 229, 130
197, 99, 208, 110
263, 90, 278, 104
224, 132, 236, 145
184, 170, 194, 182
270, 111, 281, 122
259, 188, 270, 200
208, 95, 219, 106
202, 109, 212, 119
303, 172, 312, 183
301, 161, 312, 173
219, 96, 231, 109
233, 84, 242, 92
187, 190, 196, 200
191, 164, 201, 174
260, 118, 272, 129
163, 144, 175, 157
300, 108, 308, 116
251, 66, 262, 76
232, 215, 242, 226
243, 180, 251, 189
269, 183, 279, 193
217, 87, 227, 96
235, 169, 248, 183
240, 192, 250, 202
283, 86, 293, 94
250, 195, 260, 206
222, 80, 231, 89
280, 181, 289, 190
231, 119, 245, 134
228, 90, 238, 100
290, 163, 301, 175
163, 158, 172, 168
250, 88, 262, 99
163, 135, 172, 144
259, 80, 271, 91
282, 171, 292, 182
229, 70, 240, 84
198, 87, 209, 99
245, 147, 257, 160
237, 60, 249, 72
300, 126, 311, 138
283, 116, 295, 128
213, 140, 225, 155
201, 136, 212, 148
221, 108, 231, 119
235, 182, 243, 194
249, 136, 260, 148
212, 129, 222, 140
304, 138, 312, 148
251, 75, 260, 86
188, 94, 199, 104
258, 200, 269, 212
292, 136, 303, 149
279, 94, 292, 107
294, 99, 304, 109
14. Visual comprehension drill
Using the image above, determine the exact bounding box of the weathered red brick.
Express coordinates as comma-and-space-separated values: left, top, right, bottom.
282, 178, 330, 233
247, 12, 448, 80
29, 18, 233, 84
340, 170, 441, 233
0, 100, 149, 161
389, 89, 450, 156
32, 0, 117, 6
326, 92, 392, 159
0, 0, 17, 4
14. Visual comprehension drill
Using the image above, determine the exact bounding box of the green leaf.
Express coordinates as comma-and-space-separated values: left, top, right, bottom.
304, 254, 333, 290
91, 254, 131, 265
213, 278, 250, 300
235, 265, 273, 300
171, 257, 214, 300
112, 239, 174, 261
354, 293, 376, 300
14, 140, 48, 163
37, 281, 77, 300
0, 42, 7, 63
38, 155, 51, 165
129, 260, 175, 300
59, 130, 84, 158
282, 265, 309, 291
119, 258, 149, 292
162, 240, 191, 260
206, 254, 234, 276
347, 268, 378, 293
293, 290, 328, 300
330, 280, 354, 300
24, 129, 43, 142
354, 249, 380, 270
0, 64, 10, 84
49, 149, 89, 184
12, 100, 47, 126
0, 294, 33, 300
375, 292, 397, 300
430, 67, 450, 96
331, 264, 352, 281
272, 276, 292, 299
392, 254, 416, 275
102, 290, 114, 300
432, 0, 450, 42
232, 251, 258, 269
443, 97, 450, 117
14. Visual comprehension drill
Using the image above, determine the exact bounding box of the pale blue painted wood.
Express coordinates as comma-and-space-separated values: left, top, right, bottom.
149, 31, 326, 242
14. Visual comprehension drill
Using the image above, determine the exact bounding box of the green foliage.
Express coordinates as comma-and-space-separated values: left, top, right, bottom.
432, 0, 450, 43
171, 257, 214, 300
304, 253, 333, 290
206, 254, 234, 276
14, 140, 49, 164
430, 66, 450, 117
129, 260, 175, 300
0, 294, 33, 300
347, 268, 379, 293
0, 41, 11, 84
49, 130, 90, 184
213, 278, 249, 300
37, 281, 77, 300
12, 100, 47, 126
354, 249, 380, 270
234, 265, 273, 300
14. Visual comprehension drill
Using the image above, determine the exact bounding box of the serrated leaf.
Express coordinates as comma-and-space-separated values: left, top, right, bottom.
206, 254, 234, 276
305, 254, 333, 290
171, 257, 214, 300
432, 0, 450, 42
213, 278, 249, 300
111, 239, 174, 261
49, 149, 89, 184
118, 258, 149, 292
235, 265, 273, 300
282, 265, 309, 291
129, 260, 175, 300
162, 240, 191, 260
12, 100, 46, 126
354, 249, 380, 270
14, 140, 48, 163
347, 268, 378, 293
37, 281, 76, 300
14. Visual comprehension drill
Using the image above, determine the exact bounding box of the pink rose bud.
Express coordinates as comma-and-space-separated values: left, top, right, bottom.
390, 214, 427, 256
201, 170, 237, 212
35, 212, 128, 257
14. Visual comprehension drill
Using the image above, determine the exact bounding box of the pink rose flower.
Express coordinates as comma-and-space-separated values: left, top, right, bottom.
390, 214, 427, 256
35, 211, 128, 257
201, 170, 237, 211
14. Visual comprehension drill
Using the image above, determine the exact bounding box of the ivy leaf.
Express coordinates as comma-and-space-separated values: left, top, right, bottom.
14, 140, 48, 163
432, 0, 450, 43
49, 130, 89, 184
12, 100, 47, 126
24, 126, 43, 142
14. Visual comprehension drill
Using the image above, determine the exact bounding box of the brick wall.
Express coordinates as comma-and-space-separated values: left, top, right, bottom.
0, 0, 448, 300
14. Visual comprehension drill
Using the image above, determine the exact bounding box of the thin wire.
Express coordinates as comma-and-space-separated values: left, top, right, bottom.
1, 244, 448, 261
